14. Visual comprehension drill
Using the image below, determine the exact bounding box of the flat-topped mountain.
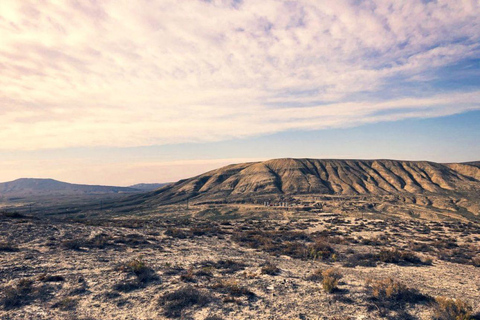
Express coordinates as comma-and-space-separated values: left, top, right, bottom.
0, 178, 140, 197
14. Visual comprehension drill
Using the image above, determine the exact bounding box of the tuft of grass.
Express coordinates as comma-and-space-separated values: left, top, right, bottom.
118, 257, 158, 283
322, 268, 342, 293
433, 296, 472, 320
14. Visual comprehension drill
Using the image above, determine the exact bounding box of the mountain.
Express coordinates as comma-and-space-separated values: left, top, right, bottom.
143, 159, 480, 201
128, 183, 170, 191
0, 178, 140, 198
131, 158, 480, 220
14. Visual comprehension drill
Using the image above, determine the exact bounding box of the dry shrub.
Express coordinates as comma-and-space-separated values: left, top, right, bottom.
61, 239, 83, 250
366, 278, 431, 307
261, 262, 280, 276
114, 257, 158, 291
433, 296, 472, 320
471, 256, 480, 267
119, 257, 157, 283
37, 274, 65, 282
306, 268, 324, 282
0, 241, 19, 252
180, 267, 195, 283
322, 268, 342, 293
159, 286, 212, 318
378, 249, 422, 264
1, 278, 53, 309
306, 240, 335, 261
211, 279, 255, 299
2, 279, 34, 309
51, 297, 77, 311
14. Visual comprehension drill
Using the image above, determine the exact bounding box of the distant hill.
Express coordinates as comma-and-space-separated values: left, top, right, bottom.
128, 183, 170, 191
0, 178, 140, 198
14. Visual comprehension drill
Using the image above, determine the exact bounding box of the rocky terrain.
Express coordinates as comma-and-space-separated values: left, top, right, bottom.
1, 209, 479, 320
1, 158, 480, 319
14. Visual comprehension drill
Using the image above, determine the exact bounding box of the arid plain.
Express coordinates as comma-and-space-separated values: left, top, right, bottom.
1, 159, 480, 319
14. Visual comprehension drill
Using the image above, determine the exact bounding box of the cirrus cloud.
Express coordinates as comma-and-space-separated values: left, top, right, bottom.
0, 0, 479, 150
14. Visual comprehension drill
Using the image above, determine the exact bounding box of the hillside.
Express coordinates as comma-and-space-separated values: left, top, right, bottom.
122, 159, 480, 220
144, 159, 479, 201
0, 178, 139, 198
128, 183, 170, 191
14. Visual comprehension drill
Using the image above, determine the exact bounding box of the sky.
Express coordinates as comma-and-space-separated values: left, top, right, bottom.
0, 0, 479, 186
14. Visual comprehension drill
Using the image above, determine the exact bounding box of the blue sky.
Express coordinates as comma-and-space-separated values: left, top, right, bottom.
0, 1, 479, 185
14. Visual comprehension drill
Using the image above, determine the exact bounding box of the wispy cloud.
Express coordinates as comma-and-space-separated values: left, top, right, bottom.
0, 0, 479, 150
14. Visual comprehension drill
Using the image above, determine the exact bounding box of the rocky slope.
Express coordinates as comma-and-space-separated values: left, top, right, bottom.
143, 158, 480, 202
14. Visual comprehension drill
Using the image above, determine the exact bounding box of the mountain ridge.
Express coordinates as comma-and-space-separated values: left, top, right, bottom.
0, 178, 140, 197
135, 158, 480, 218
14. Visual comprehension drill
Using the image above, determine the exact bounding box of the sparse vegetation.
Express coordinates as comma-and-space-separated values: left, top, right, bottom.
366, 277, 432, 312
117, 257, 158, 283
0, 241, 19, 252
1, 207, 479, 319
261, 262, 280, 275
51, 297, 77, 311
433, 296, 473, 320
322, 268, 342, 293
159, 286, 212, 318
211, 278, 256, 300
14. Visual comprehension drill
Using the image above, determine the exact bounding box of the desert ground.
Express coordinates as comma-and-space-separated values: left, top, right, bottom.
1, 207, 479, 320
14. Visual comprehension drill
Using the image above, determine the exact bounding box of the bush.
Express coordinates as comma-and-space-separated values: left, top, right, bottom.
38, 274, 65, 282
0, 279, 51, 309
0, 241, 19, 252
378, 249, 422, 265
433, 296, 472, 320
51, 297, 77, 311
159, 286, 212, 318
211, 279, 255, 299
322, 268, 342, 293
0, 211, 26, 219
61, 239, 83, 250
118, 257, 157, 283
261, 262, 280, 276
198, 259, 246, 274
366, 278, 431, 308
2, 280, 33, 309
180, 267, 195, 283
306, 240, 335, 261
306, 268, 323, 282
